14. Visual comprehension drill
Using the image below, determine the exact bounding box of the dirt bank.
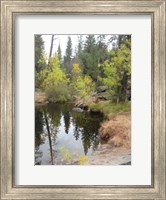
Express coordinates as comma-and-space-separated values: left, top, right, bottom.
35, 92, 47, 104
86, 113, 131, 165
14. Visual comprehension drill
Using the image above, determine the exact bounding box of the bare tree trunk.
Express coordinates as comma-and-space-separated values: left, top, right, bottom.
43, 109, 54, 165
49, 35, 54, 58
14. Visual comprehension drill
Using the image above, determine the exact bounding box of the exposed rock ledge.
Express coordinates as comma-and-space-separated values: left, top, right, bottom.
85, 144, 131, 165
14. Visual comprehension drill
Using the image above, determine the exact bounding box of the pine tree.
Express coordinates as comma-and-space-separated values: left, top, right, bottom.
65, 36, 72, 61
64, 36, 72, 73
57, 43, 62, 61
35, 35, 45, 72
77, 35, 83, 54
35, 35, 47, 88
81, 35, 99, 81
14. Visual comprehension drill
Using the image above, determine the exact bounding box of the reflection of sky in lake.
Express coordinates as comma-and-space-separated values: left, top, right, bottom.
57, 116, 86, 153
37, 115, 93, 165
35, 103, 103, 165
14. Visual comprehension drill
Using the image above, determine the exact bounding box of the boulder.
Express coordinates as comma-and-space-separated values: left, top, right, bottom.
90, 109, 102, 114
97, 86, 108, 93
98, 96, 108, 100
98, 92, 112, 100
83, 105, 89, 110
75, 102, 89, 110
77, 103, 84, 109
72, 107, 84, 113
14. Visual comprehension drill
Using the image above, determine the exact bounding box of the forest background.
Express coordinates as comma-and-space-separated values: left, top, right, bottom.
35, 34, 131, 109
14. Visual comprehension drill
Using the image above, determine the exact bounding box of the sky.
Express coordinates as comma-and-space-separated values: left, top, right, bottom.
42, 34, 113, 58
42, 35, 79, 58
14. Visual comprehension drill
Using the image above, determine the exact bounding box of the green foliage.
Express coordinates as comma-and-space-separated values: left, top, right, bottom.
71, 64, 95, 99
64, 36, 72, 73
99, 37, 131, 102
35, 35, 45, 72
102, 102, 131, 115
96, 35, 108, 63
59, 147, 72, 162
81, 35, 99, 81
35, 34, 131, 103
57, 43, 62, 61
89, 103, 102, 112
59, 147, 89, 164
90, 101, 131, 116
65, 36, 72, 61
38, 54, 70, 102
75, 35, 109, 82
77, 155, 89, 164
77, 35, 83, 54
35, 35, 46, 87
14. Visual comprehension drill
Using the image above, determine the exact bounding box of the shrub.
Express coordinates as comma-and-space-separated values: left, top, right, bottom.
38, 54, 70, 102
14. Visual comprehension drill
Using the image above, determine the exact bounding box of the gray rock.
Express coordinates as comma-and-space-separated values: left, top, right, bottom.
90, 109, 102, 114
121, 161, 131, 165
77, 103, 84, 109
72, 107, 84, 113
98, 96, 108, 100
98, 92, 112, 100
83, 105, 89, 110
35, 160, 41, 165
97, 86, 108, 93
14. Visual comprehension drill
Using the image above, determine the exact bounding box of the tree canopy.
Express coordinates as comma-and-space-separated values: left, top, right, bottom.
35, 34, 131, 103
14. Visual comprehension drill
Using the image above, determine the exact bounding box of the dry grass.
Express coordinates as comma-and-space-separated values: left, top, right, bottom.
99, 113, 131, 148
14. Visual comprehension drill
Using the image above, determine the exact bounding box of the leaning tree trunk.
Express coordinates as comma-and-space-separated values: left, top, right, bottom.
43, 109, 54, 165
49, 35, 54, 58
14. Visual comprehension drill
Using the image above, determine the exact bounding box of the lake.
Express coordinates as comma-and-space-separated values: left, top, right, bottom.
35, 103, 104, 165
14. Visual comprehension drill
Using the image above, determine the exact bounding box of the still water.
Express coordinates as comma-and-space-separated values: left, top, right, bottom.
35, 103, 104, 165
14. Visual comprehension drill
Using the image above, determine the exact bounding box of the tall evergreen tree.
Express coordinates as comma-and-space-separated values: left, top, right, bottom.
57, 43, 62, 61
81, 35, 99, 81
65, 36, 72, 61
84, 35, 96, 52
117, 35, 130, 48
97, 35, 107, 62
35, 35, 45, 72
35, 35, 47, 88
64, 36, 72, 73
96, 35, 108, 84
77, 35, 83, 54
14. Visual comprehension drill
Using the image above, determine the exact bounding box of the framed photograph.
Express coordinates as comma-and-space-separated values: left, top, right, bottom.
0, 0, 165, 199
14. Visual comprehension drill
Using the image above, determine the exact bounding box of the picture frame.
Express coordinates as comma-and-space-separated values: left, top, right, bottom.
0, 0, 165, 199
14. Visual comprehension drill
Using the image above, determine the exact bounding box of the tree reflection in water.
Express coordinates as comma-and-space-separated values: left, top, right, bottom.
35, 103, 103, 165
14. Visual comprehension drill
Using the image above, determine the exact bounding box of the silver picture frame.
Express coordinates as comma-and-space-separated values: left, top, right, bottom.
0, 0, 165, 199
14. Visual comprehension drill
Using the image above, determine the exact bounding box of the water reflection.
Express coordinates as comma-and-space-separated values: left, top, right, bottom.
35, 103, 103, 165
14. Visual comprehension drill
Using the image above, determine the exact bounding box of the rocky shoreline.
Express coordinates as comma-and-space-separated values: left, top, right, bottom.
85, 144, 131, 165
